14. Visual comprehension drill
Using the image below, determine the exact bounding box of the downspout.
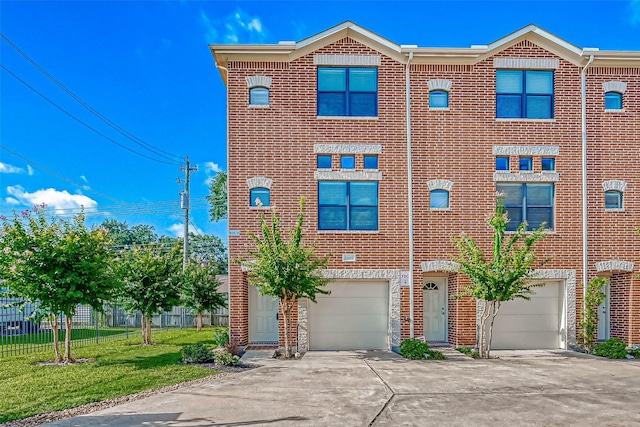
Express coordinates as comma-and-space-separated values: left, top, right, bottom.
581, 54, 594, 307
406, 51, 415, 338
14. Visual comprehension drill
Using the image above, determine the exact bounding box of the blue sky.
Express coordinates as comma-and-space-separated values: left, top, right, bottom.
1, 0, 639, 243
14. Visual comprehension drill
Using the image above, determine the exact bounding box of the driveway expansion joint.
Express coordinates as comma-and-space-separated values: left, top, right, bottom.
364, 359, 395, 427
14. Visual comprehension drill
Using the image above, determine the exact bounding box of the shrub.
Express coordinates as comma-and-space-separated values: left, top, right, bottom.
214, 328, 230, 347
214, 348, 239, 366
181, 343, 214, 363
626, 347, 640, 359
400, 338, 430, 360
456, 347, 480, 358
427, 349, 446, 360
595, 338, 628, 359
225, 339, 242, 357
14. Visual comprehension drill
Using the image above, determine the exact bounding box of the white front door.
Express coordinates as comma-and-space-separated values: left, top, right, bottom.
423, 278, 447, 342
598, 283, 610, 341
249, 285, 278, 343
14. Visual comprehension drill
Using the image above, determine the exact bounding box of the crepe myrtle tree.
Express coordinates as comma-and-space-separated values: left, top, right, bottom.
238, 197, 330, 357
180, 261, 227, 331
116, 242, 182, 345
207, 171, 227, 223
0, 206, 117, 363
452, 195, 549, 359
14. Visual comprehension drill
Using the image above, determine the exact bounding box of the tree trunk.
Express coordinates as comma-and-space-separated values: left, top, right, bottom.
280, 298, 290, 358
49, 314, 62, 363
479, 301, 492, 358
141, 314, 146, 344
196, 312, 203, 332
486, 301, 501, 360
146, 314, 153, 345
64, 315, 75, 363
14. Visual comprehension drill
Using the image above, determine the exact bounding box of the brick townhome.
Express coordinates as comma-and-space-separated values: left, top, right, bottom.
210, 22, 640, 352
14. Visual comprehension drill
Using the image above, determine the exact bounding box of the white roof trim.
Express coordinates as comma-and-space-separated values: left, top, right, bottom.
295, 21, 401, 53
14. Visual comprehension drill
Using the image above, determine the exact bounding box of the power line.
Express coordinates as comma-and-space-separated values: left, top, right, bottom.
0, 64, 180, 166
0, 33, 184, 163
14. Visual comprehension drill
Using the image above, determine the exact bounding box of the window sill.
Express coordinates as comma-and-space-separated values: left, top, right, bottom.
249, 206, 271, 210
249, 105, 270, 109
429, 107, 450, 111
505, 229, 556, 235
363, 168, 379, 172
317, 116, 378, 120
430, 208, 451, 211
604, 109, 625, 113
605, 208, 624, 212
496, 118, 555, 122
317, 230, 379, 234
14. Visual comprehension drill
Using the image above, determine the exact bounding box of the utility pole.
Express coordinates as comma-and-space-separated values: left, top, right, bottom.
179, 157, 198, 270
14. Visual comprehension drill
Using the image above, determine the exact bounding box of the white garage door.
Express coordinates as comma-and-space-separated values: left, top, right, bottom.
491, 281, 564, 350
308, 281, 389, 350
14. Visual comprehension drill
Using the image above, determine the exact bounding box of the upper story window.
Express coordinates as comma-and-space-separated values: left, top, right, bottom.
250, 187, 270, 207
317, 155, 332, 169
496, 157, 510, 171
249, 87, 269, 106
363, 155, 378, 169
519, 157, 533, 171
541, 157, 555, 171
605, 92, 623, 110
318, 181, 378, 231
429, 90, 449, 109
497, 183, 554, 231
317, 67, 377, 117
430, 189, 450, 209
340, 155, 355, 169
605, 190, 622, 209
496, 70, 554, 119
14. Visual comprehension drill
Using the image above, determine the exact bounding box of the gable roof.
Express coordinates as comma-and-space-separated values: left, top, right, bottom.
211, 21, 640, 83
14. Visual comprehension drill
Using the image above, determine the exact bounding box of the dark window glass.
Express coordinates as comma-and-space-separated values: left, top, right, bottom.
249, 87, 269, 105
318, 181, 378, 230
496, 70, 553, 118
317, 67, 377, 116
605, 92, 622, 110
496, 157, 510, 171
363, 155, 378, 169
317, 155, 332, 169
519, 157, 532, 171
429, 90, 449, 108
605, 190, 622, 209
541, 157, 555, 171
430, 190, 450, 209
497, 183, 554, 231
250, 187, 270, 207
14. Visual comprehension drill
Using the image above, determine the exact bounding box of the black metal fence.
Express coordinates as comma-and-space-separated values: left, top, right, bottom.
0, 295, 229, 358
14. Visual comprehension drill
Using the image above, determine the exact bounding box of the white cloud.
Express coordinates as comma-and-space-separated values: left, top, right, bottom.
200, 8, 267, 43
632, 0, 640, 26
80, 175, 88, 184
5, 197, 19, 205
27, 165, 34, 176
0, 162, 24, 174
168, 222, 203, 238
6, 185, 98, 213
204, 161, 222, 186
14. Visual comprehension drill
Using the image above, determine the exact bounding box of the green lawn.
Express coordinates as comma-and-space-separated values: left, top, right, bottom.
0, 328, 223, 423
0, 327, 130, 346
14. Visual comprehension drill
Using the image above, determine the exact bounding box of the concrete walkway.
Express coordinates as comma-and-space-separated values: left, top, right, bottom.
40, 350, 640, 426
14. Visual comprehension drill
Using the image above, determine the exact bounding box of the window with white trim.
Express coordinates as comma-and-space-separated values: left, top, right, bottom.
497, 183, 554, 231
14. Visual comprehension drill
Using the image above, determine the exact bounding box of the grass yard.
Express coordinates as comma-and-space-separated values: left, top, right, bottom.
0, 328, 223, 423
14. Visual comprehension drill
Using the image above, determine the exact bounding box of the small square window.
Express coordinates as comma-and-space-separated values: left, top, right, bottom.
429, 91, 449, 108
519, 157, 532, 171
363, 155, 378, 169
496, 157, 510, 171
605, 190, 622, 209
340, 155, 355, 169
541, 157, 555, 171
430, 190, 450, 209
249, 87, 269, 105
605, 92, 622, 110
317, 155, 332, 169
250, 188, 270, 207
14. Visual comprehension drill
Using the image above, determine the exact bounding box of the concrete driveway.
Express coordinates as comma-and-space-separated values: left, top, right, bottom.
41, 349, 640, 427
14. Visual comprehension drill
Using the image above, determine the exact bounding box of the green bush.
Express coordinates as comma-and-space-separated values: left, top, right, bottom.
627, 347, 640, 358
214, 328, 230, 347
400, 338, 430, 360
181, 342, 214, 363
595, 338, 628, 359
214, 348, 239, 366
427, 349, 446, 360
456, 347, 480, 358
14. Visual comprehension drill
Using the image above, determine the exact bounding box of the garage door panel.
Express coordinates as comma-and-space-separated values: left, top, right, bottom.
308, 281, 389, 351
491, 282, 564, 350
